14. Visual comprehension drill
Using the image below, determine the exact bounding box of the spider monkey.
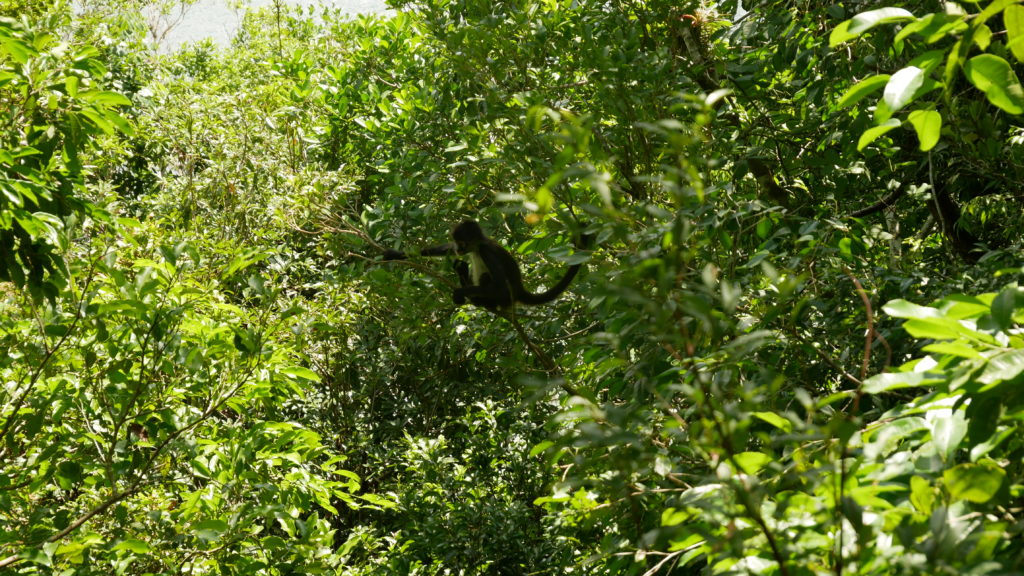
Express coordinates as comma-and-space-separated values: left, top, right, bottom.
384, 219, 585, 310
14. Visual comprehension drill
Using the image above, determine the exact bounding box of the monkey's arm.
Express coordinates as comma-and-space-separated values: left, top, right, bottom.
418, 242, 458, 257
380, 242, 457, 261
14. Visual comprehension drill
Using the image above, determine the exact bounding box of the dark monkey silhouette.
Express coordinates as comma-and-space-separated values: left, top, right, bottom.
385, 220, 584, 310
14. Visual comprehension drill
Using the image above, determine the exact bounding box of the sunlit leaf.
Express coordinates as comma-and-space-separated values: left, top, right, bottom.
930, 409, 967, 462
752, 411, 792, 433
944, 461, 1005, 503
990, 285, 1023, 330
732, 451, 773, 475
111, 539, 152, 554
830, 8, 916, 46
908, 109, 941, 150
964, 54, 1024, 114
863, 416, 927, 460
922, 341, 982, 358
838, 74, 890, 108
1007, 5, 1024, 62
662, 507, 691, 527
79, 90, 133, 107
903, 317, 978, 340
193, 519, 229, 542
910, 475, 935, 513
863, 371, 944, 394
857, 119, 901, 151
977, 349, 1024, 386
884, 66, 925, 112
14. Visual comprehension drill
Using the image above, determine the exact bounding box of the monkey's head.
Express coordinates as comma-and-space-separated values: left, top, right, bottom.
452, 220, 486, 255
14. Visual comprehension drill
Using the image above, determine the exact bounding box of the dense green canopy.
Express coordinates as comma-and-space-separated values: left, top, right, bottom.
2, 0, 1023, 574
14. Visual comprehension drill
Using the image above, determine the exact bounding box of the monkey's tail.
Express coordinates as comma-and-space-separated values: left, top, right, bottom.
518, 264, 583, 305
519, 227, 592, 305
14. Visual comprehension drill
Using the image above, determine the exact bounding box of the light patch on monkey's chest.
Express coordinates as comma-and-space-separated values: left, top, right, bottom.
468, 253, 488, 285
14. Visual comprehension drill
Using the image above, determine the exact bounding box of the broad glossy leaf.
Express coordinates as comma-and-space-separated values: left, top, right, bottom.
194, 519, 229, 542
904, 317, 981, 340
732, 451, 773, 475
662, 507, 691, 527
977, 0, 1021, 27
830, 8, 916, 46
977, 349, 1024, 385
863, 416, 927, 460
908, 49, 950, 76
930, 408, 967, 462
752, 411, 792, 433
910, 475, 935, 513
944, 461, 1005, 503
908, 109, 941, 150
79, 90, 132, 107
111, 539, 152, 554
883, 299, 941, 319
896, 13, 968, 44
281, 365, 321, 382
1008, 5, 1024, 62
857, 118, 901, 151
990, 285, 1023, 330
838, 75, 890, 108
863, 371, 944, 394
923, 341, 982, 358
964, 54, 1024, 114
884, 66, 925, 112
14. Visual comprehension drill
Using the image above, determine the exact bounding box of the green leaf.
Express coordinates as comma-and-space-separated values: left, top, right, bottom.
884, 66, 925, 112
864, 414, 929, 455
857, 118, 901, 151
943, 461, 1005, 503
964, 54, 1024, 114
838, 237, 853, 260
990, 285, 1022, 330
830, 8, 916, 46
111, 539, 152, 554
908, 49, 950, 76
977, 349, 1024, 386
530, 440, 555, 457
908, 109, 942, 150
732, 451, 773, 475
224, 249, 271, 276
662, 507, 691, 527
895, 13, 968, 45
903, 317, 978, 340
78, 108, 115, 135
1007, 5, 1024, 62
78, 90, 132, 107
281, 365, 321, 383
837, 75, 890, 108
930, 408, 967, 462
884, 299, 942, 319
976, 0, 1021, 28
922, 341, 982, 358
752, 411, 792, 433
909, 475, 935, 513
193, 519, 229, 542
0, 35, 34, 64
863, 371, 944, 394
